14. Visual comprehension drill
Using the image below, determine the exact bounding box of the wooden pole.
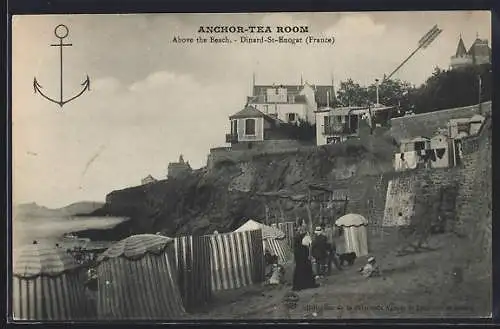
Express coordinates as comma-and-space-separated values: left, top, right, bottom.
265, 203, 270, 226
319, 201, 323, 225
307, 189, 313, 233
278, 199, 285, 225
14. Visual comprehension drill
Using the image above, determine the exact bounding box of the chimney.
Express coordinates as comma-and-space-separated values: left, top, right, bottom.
327, 91, 330, 107
252, 72, 256, 95
331, 73, 336, 100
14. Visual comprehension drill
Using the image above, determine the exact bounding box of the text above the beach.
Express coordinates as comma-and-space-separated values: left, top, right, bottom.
172, 25, 335, 46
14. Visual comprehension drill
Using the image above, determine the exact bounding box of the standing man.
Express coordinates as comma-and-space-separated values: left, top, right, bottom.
311, 226, 328, 278
324, 222, 342, 275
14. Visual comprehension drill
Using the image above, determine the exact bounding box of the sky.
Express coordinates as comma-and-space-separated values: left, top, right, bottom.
11, 11, 491, 208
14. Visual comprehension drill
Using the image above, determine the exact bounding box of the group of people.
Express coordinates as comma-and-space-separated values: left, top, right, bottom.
292, 222, 381, 291
62, 245, 98, 266
292, 222, 343, 291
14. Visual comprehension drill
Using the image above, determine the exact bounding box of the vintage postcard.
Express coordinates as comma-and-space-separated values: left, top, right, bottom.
11, 11, 492, 321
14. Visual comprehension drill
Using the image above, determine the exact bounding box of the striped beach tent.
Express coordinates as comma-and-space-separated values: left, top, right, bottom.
95, 234, 185, 320
208, 229, 265, 291
335, 213, 369, 257
172, 235, 212, 311
277, 221, 296, 248
12, 241, 90, 321
235, 219, 292, 264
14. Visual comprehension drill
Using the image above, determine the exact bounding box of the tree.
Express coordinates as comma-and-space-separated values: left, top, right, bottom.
336, 79, 369, 106
411, 63, 492, 114
366, 79, 414, 107
336, 78, 414, 110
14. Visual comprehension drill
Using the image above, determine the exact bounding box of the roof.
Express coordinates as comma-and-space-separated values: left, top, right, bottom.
313, 85, 336, 107
390, 101, 491, 142
455, 36, 468, 57
400, 136, 430, 143
234, 219, 285, 239
13, 242, 82, 278
335, 213, 368, 227
252, 83, 336, 106
97, 234, 174, 262
315, 106, 367, 115
468, 38, 491, 59
253, 85, 303, 96
371, 104, 395, 111
229, 105, 267, 119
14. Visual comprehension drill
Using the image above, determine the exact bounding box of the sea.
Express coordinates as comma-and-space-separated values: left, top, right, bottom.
12, 216, 127, 251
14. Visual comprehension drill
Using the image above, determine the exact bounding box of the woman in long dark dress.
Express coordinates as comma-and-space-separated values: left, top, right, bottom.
292, 228, 319, 291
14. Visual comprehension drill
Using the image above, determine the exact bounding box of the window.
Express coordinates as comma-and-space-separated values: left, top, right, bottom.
275, 88, 279, 95
288, 113, 297, 122
415, 141, 426, 151
323, 115, 330, 134
288, 95, 295, 103
263, 105, 269, 113
245, 118, 256, 135
231, 120, 238, 135
349, 115, 359, 133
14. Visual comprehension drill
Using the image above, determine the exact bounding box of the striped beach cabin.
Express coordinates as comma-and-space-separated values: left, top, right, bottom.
12, 241, 91, 321
234, 219, 292, 264
95, 234, 186, 320
208, 229, 265, 292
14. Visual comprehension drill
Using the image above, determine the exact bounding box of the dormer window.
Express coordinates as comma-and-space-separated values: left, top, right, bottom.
288, 113, 298, 122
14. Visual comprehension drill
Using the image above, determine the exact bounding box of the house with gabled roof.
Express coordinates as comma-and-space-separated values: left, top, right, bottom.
246, 78, 336, 125
141, 174, 157, 185
226, 105, 285, 146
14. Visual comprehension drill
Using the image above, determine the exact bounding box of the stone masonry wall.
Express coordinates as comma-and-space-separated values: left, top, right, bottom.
390, 101, 491, 142
381, 169, 459, 228
207, 140, 314, 170
455, 116, 492, 262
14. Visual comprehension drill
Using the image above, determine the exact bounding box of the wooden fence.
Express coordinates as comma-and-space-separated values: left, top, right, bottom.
208, 229, 265, 291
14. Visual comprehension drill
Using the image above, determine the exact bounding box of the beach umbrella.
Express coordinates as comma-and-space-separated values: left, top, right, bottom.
12, 241, 89, 320
335, 214, 369, 257
95, 234, 186, 320
335, 213, 368, 227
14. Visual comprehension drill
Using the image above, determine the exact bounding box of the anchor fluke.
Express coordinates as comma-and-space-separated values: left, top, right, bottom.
82, 75, 90, 91
33, 78, 43, 93
60, 75, 91, 106
33, 76, 61, 106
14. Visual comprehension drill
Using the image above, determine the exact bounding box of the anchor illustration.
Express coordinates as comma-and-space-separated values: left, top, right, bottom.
33, 24, 91, 107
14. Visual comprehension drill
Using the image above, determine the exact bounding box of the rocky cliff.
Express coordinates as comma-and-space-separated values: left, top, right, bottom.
78, 128, 397, 241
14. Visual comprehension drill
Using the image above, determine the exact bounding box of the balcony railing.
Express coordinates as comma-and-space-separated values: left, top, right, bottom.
225, 133, 238, 143
323, 124, 358, 135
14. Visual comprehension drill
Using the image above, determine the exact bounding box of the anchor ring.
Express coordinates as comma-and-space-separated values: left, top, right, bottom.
54, 24, 69, 39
